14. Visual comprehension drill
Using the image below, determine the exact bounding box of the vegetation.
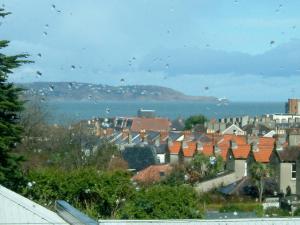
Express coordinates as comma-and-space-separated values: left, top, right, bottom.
264, 207, 290, 217
187, 153, 224, 184
250, 162, 273, 203
184, 114, 208, 130
0, 9, 31, 190
118, 185, 202, 219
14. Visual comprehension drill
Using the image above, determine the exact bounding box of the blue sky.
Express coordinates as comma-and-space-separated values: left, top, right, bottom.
1, 0, 300, 101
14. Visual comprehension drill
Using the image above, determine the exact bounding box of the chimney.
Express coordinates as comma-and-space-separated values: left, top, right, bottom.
275, 140, 283, 151
230, 140, 237, 149
182, 141, 188, 149
183, 130, 192, 140
160, 131, 169, 141
140, 129, 146, 142
197, 141, 203, 151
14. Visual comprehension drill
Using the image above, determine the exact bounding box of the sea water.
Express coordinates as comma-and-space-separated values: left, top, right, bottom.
45, 101, 285, 124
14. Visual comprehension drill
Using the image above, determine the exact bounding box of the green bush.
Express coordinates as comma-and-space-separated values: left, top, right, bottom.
22, 167, 134, 219
118, 184, 203, 219
293, 207, 300, 216
264, 207, 290, 217
219, 203, 263, 214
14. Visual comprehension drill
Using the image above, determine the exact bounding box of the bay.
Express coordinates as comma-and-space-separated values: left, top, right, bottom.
45, 101, 285, 124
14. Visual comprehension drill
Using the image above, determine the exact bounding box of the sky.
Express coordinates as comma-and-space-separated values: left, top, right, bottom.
1, 0, 300, 101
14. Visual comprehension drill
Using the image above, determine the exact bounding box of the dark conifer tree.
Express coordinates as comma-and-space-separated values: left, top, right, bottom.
0, 8, 31, 190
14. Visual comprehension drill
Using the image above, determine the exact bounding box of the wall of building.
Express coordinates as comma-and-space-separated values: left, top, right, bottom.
288, 134, 300, 146
169, 154, 179, 164
280, 163, 296, 194
194, 172, 238, 193
234, 160, 247, 178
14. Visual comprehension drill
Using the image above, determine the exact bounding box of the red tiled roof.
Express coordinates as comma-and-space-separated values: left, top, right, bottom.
232, 145, 251, 159
168, 141, 181, 154
130, 117, 171, 132
253, 149, 273, 163
133, 164, 172, 184
258, 137, 275, 146
202, 143, 214, 156
183, 142, 197, 157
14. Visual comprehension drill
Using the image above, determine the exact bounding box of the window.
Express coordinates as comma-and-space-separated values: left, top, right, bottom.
291, 163, 296, 180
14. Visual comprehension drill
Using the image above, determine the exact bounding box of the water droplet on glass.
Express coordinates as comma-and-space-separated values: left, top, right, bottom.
165, 63, 169, 69
45, 24, 49, 28
68, 82, 73, 89
36, 71, 42, 77
106, 107, 111, 114
37, 53, 42, 57
204, 86, 209, 91
71, 65, 76, 70
270, 40, 275, 45
88, 95, 92, 99
43, 31, 48, 36
52, 4, 56, 9
49, 85, 54, 91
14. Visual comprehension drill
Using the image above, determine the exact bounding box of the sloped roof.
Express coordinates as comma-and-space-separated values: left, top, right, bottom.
253, 149, 273, 163
182, 142, 197, 157
168, 141, 181, 154
232, 145, 251, 159
133, 164, 172, 184
130, 117, 171, 132
251, 137, 275, 163
0, 185, 68, 225
278, 146, 300, 162
202, 143, 214, 156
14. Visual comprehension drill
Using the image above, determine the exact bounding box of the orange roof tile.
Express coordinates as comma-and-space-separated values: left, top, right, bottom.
258, 137, 275, 146
133, 164, 172, 184
168, 141, 181, 154
253, 149, 273, 163
183, 142, 197, 157
202, 143, 214, 156
232, 145, 251, 159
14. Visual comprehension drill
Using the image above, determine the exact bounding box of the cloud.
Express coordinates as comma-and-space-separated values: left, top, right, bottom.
139, 39, 300, 76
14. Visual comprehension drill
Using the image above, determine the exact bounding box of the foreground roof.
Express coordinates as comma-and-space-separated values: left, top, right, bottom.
0, 185, 68, 225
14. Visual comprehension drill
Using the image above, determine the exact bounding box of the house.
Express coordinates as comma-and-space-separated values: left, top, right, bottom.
222, 124, 246, 135
122, 145, 158, 171
132, 164, 173, 184
114, 117, 171, 132
247, 137, 276, 181
182, 141, 197, 164
167, 141, 182, 164
271, 147, 300, 194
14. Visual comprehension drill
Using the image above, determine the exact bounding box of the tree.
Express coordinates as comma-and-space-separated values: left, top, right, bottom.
184, 114, 208, 130
0, 8, 31, 190
187, 153, 223, 184
250, 162, 272, 203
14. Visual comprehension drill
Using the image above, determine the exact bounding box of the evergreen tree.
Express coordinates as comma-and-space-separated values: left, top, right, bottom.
0, 8, 31, 190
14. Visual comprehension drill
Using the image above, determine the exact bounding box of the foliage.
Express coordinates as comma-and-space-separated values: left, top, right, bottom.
118, 184, 203, 219
219, 203, 263, 214
22, 167, 134, 219
264, 207, 290, 217
0, 9, 31, 190
293, 207, 300, 216
162, 164, 186, 186
16, 104, 126, 171
249, 162, 273, 203
187, 153, 223, 184
184, 114, 208, 130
